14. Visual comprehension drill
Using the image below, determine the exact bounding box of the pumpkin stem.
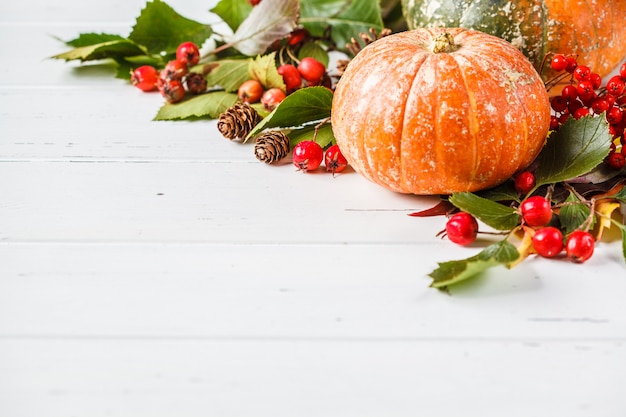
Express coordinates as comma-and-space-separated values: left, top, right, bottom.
431, 32, 458, 53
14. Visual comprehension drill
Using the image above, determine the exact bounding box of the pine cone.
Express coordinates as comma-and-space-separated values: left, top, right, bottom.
217, 102, 261, 140
254, 131, 290, 164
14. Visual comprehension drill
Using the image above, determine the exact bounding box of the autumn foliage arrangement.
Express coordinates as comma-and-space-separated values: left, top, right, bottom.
51, 0, 626, 290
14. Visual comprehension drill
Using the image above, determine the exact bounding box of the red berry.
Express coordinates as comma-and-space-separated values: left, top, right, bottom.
573, 65, 591, 81
159, 80, 186, 103
565, 230, 595, 263
620, 62, 626, 79
298, 57, 326, 84
573, 107, 590, 120
550, 115, 560, 130
277, 64, 302, 92
576, 80, 594, 97
247, 0, 261, 5
606, 76, 625, 96
532, 227, 564, 258
514, 171, 536, 195
591, 97, 610, 115
292, 140, 324, 172
445, 212, 479, 246
589, 73, 602, 90
130, 65, 159, 92
520, 196, 552, 227
176, 42, 200, 66
550, 95, 568, 112
606, 106, 623, 125
607, 152, 625, 170
288, 28, 309, 46
561, 84, 578, 101
324, 144, 348, 174
261, 88, 286, 111
160, 59, 188, 82
565, 57, 578, 73
550, 54, 568, 72
238, 80, 264, 104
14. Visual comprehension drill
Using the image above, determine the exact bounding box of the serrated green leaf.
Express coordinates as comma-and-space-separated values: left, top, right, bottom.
535, 115, 613, 187
288, 123, 335, 149
297, 42, 330, 67
613, 186, 626, 203
429, 240, 520, 288
201, 59, 252, 92
249, 52, 285, 90
153, 91, 238, 120
476, 181, 520, 203
559, 192, 593, 235
300, 0, 383, 52
129, 0, 213, 55
63, 33, 125, 47
50, 39, 147, 62
449, 192, 521, 230
246, 86, 333, 140
210, 0, 253, 32
230, 0, 299, 56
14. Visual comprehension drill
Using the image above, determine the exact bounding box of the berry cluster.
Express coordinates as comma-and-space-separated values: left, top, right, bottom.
548, 55, 626, 170
130, 41, 207, 103
292, 142, 348, 174
237, 54, 329, 111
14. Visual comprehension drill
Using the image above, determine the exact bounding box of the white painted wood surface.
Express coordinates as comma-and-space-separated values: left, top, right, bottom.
1, 2, 625, 416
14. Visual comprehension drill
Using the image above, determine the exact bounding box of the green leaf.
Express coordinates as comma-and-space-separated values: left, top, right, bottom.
559, 192, 593, 235
288, 123, 335, 149
297, 42, 330, 67
535, 115, 613, 187
476, 181, 520, 203
202, 59, 252, 92
246, 86, 333, 140
249, 52, 286, 90
153, 91, 238, 120
129, 0, 213, 55
300, 0, 383, 52
613, 186, 626, 203
230, 0, 299, 56
449, 192, 521, 231
210, 0, 253, 32
429, 240, 520, 288
50, 39, 148, 62
63, 33, 125, 47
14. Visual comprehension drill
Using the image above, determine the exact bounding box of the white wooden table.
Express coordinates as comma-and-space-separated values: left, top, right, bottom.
1, 1, 625, 416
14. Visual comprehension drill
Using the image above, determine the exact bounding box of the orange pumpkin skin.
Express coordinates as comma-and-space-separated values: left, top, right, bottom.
331, 28, 551, 195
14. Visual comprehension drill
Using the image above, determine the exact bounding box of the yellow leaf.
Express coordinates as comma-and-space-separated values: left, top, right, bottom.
594, 201, 620, 241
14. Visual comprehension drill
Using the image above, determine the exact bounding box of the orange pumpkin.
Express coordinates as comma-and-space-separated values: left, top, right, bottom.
331, 28, 551, 195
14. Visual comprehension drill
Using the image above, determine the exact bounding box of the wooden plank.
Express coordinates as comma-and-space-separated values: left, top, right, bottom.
1, 243, 625, 339
0, 337, 624, 417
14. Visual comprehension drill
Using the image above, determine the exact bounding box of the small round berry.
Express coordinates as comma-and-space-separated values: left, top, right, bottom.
277, 64, 302, 92
606, 76, 625, 96
520, 196, 553, 227
261, 88, 287, 111
532, 227, 564, 258
550, 54, 568, 72
565, 57, 578, 73
607, 152, 625, 170
576, 80, 595, 97
159, 80, 186, 103
606, 106, 623, 125
514, 171, 536, 195
620, 62, 626, 79
183, 72, 207, 94
292, 140, 324, 172
591, 97, 610, 115
573, 107, 590, 120
589, 73, 602, 90
176, 41, 200, 66
550, 96, 568, 113
130, 65, 159, 92
298, 57, 326, 84
324, 144, 348, 174
573, 65, 591, 81
561, 84, 578, 101
160, 59, 188, 82
565, 230, 595, 263
550, 115, 560, 130
445, 212, 479, 246
238, 80, 264, 104
288, 28, 309, 46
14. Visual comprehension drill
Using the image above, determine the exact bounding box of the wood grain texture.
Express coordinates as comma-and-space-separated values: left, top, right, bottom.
0, 0, 625, 416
